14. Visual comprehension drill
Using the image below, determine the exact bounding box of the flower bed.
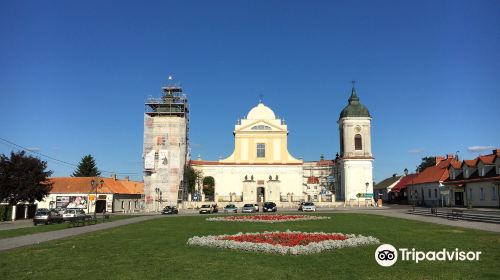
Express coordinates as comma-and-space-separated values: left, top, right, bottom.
187, 231, 380, 255
206, 215, 330, 223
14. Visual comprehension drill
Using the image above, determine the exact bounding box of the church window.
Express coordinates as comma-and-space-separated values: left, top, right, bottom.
354, 134, 362, 150
257, 143, 265, 158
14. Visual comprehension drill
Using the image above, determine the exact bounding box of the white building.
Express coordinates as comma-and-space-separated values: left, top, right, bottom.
335, 86, 374, 202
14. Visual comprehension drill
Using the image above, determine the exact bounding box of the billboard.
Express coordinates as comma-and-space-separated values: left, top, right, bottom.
56, 196, 88, 209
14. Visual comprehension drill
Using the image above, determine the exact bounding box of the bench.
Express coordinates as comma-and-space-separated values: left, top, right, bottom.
67, 215, 96, 227
448, 209, 464, 220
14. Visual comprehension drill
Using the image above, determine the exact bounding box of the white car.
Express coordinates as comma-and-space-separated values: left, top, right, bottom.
301, 202, 316, 212
62, 208, 87, 221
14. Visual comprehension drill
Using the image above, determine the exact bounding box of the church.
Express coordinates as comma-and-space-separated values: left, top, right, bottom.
190, 85, 373, 204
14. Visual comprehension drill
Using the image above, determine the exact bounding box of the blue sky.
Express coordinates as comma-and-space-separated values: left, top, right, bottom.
0, 0, 499, 182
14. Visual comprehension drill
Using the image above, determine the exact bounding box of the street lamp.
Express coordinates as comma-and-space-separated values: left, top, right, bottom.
91, 178, 104, 220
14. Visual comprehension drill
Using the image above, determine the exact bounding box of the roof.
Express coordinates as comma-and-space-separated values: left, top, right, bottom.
478, 154, 496, 165
411, 158, 460, 185
391, 174, 418, 192
316, 160, 335, 166
49, 177, 143, 195
461, 159, 478, 167
246, 102, 276, 120
374, 175, 401, 190
339, 87, 371, 119
190, 160, 302, 166
307, 176, 320, 184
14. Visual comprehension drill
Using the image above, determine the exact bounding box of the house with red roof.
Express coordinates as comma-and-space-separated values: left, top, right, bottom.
373, 174, 402, 202
36, 175, 144, 213
390, 173, 418, 202
443, 149, 500, 208
407, 155, 460, 207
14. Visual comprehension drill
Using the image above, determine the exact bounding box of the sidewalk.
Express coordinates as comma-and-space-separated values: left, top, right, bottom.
0, 215, 163, 252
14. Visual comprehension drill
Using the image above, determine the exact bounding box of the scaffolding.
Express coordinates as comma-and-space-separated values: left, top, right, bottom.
143, 81, 189, 210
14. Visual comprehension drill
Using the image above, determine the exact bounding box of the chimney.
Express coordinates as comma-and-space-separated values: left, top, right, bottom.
111, 173, 116, 180
494, 149, 500, 156
392, 174, 397, 177
124, 176, 129, 181
435, 156, 445, 165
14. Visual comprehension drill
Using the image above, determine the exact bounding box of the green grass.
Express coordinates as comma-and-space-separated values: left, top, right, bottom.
0, 213, 499, 279
0, 215, 138, 240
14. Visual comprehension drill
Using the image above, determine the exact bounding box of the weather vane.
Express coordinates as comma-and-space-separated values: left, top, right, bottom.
258, 94, 264, 103
351, 80, 356, 88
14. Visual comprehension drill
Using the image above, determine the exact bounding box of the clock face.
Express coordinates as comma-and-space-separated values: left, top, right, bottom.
354, 126, 362, 133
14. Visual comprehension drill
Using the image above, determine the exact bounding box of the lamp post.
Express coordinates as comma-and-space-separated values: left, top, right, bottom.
154, 187, 160, 211
91, 178, 104, 220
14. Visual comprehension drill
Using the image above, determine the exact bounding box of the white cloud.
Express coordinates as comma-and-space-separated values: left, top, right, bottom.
408, 148, 424, 154
468, 146, 495, 153
26, 147, 40, 152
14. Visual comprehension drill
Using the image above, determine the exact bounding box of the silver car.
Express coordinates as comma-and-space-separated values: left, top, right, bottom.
242, 204, 256, 213
301, 202, 317, 212
62, 209, 87, 221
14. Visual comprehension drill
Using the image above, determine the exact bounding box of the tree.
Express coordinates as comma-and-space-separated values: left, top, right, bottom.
202, 176, 215, 196
0, 151, 53, 205
184, 165, 201, 194
72, 154, 101, 177
416, 156, 436, 173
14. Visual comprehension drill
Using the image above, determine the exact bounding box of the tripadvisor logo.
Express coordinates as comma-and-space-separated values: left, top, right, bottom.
375, 244, 481, 267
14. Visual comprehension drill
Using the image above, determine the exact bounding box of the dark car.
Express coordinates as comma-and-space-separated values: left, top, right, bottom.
263, 202, 277, 212
212, 204, 219, 213
161, 206, 178, 215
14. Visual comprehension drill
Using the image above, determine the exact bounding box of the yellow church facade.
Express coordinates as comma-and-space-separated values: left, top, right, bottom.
191, 102, 304, 203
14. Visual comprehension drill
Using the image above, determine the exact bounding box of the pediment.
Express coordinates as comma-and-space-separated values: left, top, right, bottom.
237, 120, 286, 133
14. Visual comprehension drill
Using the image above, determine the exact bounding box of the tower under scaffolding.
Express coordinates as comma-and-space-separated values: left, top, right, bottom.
143, 79, 189, 210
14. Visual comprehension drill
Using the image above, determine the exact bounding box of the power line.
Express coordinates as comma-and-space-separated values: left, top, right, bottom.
0, 137, 142, 176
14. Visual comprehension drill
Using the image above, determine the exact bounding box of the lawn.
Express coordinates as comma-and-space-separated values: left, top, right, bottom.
0, 214, 139, 240
0, 213, 499, 279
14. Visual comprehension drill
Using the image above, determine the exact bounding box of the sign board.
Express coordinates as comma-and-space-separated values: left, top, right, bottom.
327, 176, 334, 183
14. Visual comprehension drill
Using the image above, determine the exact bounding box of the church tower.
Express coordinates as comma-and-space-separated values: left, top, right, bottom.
337, 84, 373, 201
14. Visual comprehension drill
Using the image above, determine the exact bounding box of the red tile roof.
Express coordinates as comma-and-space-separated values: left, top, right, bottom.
478, 154, 496, 165
461, 159, 478, 167
307, 176, 320, 184
411, 158, 460, 185
391, 174, 418, 192
49, 177, 143, 195
316, 160, 335, 166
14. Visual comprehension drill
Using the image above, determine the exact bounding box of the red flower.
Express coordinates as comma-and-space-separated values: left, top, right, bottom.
220, 232, 348, 247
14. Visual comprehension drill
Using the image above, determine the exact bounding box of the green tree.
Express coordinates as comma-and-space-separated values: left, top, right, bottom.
0, 151, 53, 205
202, 176, 215, 196
72, 154, 101, 177
416, 156, 436, 173
184, 165, 201, 194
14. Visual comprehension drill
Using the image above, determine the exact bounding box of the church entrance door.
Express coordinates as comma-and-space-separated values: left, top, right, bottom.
257, 187, 265, 203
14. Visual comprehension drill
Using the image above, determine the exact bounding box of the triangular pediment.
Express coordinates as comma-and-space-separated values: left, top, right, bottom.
237, 120, 286, 133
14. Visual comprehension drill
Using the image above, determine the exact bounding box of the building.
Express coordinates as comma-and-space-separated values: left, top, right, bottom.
303, 156, 335, 202
143, 78, 189, 210
444, 149, 500, 208
37, 176, 144, 213
335, 85, 374, 202
373, 174, 402, 202
191, 102, 304, 204
390, 173, 418, 203
407, 155, 460, 207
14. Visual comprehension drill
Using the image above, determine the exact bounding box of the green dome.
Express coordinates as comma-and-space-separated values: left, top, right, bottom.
339, 87, 371, 119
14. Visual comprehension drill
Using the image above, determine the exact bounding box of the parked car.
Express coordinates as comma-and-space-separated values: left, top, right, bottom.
199, 204, 213, 214
62, 208, 87, 221
212, 204, 219, 213
161, 206, 178, 215
242, 204, 256, 213
33, 209, 63, 225
263, 202, 277, 212
223, 204, 238, 213
254, 204, 259, 212
53, 207, 65, 215
301, 202, 316, 212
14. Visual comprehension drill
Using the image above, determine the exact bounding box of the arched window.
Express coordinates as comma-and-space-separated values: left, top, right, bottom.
354, 134, 362, 150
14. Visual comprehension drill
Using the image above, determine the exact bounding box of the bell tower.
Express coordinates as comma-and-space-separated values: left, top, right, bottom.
337, 83, 374, 201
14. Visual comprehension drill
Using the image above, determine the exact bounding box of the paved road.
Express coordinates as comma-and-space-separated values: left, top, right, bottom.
0, 215, 164, 252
